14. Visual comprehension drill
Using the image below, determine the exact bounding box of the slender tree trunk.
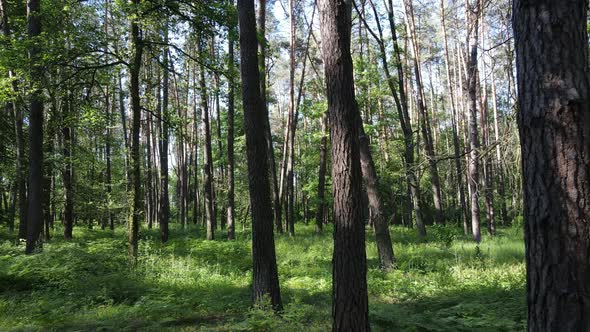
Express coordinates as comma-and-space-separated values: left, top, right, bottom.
237, 0, 282, 309
128, 0, 143, 260
257, 0, 282, 234
514, 0, 590, 330
315, 114, 328, 233
227, 4, 236, 240
159, 26, 170, 242
441, 0, 469, 233
319, 0, 369, 329
403, 0, 444, 225
199, 36, 216, 240
357, 115, 395, 270
490, 69, 508, 225
466, 0, 481, 244
1, 0, 24, 236
62, 95, 74, 239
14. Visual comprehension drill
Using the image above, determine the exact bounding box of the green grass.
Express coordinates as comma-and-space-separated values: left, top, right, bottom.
0, 223, 526, 331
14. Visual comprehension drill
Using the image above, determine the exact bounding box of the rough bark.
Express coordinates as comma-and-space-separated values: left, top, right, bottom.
513, 1, 590, 330
237, 0, 283, 309
128, 0, 143, 260
25, 0, 43, 254
319, 0, 369, 329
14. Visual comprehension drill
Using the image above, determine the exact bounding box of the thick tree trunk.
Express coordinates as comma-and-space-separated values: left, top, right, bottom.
25, 0, 43, 254
237, 0, 283, 309
128, 0, 143, 260
514, 1, 590, 330
319, 0, 369, 329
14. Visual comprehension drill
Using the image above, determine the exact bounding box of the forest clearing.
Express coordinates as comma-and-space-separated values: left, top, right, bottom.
0, 225, 525, 331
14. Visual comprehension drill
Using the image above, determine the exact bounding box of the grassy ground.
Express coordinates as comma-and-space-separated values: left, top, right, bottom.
0, 223, 526, 331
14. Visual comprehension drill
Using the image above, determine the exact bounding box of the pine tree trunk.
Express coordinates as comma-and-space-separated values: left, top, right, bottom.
514, 1, 590, 330
237, 0, 282, 309
319, 0, 369, 328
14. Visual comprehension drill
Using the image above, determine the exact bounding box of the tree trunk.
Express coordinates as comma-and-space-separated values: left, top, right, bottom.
198, 36, 216, 240
62, 95, 74, 239
315, 114, 328, 233
403, 0, 444, 225
357, 115, 395, 270
1, 0, 22, 236
237, 0, 283, 310
514, 1, 590, 330
319, 0, 369, 329
128, 0, 143, 260
227, 4, 236, 240
466, 0, 481, 244
25, 0, 43, 254
159, 25, 170, 242
441, 0, 469, 233
257, 0, 282, 235
490, 69, 508, 225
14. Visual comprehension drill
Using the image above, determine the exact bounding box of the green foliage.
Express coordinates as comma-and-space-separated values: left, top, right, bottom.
0, 224, 525, 331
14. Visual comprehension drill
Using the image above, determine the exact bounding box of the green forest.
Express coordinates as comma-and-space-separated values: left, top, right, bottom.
0, 0, 587, 331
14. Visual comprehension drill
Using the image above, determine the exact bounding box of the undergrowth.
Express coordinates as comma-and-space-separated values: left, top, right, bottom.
0, 223, 526, 331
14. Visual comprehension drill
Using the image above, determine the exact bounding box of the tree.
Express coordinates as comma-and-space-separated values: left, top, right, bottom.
226, 1, 236, 240
25, 0, 43, 254
319, 0, 369, 328
315, 114, 328, 233
160, 25, 170, 243
237, 0, 282, 309
128, 0, 143, 260
257, 0, 282, 235
403, 0, 445, 226
466, 0, 481, 244
513, 0, 590, 330
199, 36, 216, 241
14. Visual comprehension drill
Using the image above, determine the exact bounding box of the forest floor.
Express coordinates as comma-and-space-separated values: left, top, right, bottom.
0, 223, 525, 331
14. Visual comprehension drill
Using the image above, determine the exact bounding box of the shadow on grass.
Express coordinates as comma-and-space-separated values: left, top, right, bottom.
371, 285, 526, 332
